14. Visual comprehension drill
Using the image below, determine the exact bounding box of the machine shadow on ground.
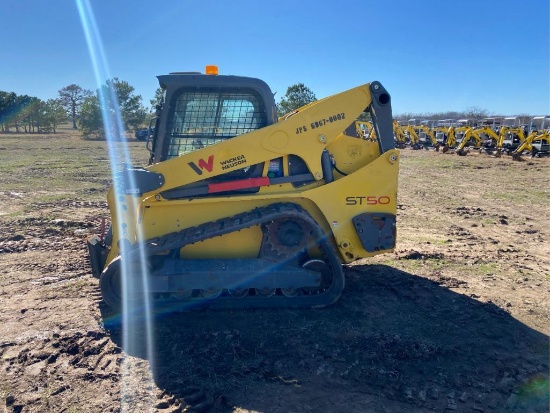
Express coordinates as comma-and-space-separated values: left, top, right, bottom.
101, 264, 550, 412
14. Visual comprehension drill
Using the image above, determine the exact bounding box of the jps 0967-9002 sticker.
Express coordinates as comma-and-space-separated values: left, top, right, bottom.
295, 112, 346, 135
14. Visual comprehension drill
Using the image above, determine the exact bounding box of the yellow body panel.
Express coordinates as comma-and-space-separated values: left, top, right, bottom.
179, 227, 263, 259
305, 149, 399, 262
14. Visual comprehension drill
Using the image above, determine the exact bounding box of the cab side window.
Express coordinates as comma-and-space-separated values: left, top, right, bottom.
166, 89, 267, 159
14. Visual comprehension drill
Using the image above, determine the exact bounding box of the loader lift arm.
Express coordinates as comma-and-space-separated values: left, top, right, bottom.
135, 82, 393, 200
109, 80, 394, 258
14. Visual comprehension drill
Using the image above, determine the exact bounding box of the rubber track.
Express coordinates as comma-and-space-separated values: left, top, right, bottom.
120, 202, 345, 309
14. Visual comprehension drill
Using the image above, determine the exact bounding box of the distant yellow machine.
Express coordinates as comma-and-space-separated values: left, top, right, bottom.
454, 129, 483, 156
512, 130, 550, 160
88, 67, 399, 310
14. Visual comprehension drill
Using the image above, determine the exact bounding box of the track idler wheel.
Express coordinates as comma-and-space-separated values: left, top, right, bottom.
99, 258, 123, 310
99, 256, 155, 311
302, 259, 333, 294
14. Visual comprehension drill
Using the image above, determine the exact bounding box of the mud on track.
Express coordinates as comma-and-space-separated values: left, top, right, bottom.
0, 134, 548, 412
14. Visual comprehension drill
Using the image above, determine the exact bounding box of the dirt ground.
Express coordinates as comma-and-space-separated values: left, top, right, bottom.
0, 132, 548, 413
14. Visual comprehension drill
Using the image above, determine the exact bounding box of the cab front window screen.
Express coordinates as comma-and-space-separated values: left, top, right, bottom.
166, 89, 267, 158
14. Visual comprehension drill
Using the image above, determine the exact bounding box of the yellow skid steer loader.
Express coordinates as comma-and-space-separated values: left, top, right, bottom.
87, 66, 399, 310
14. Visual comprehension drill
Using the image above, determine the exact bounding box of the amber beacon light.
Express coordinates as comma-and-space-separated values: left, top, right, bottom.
205, 65, 219, 75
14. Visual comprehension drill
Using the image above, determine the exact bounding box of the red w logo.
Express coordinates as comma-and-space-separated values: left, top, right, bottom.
188, 155, 214, 175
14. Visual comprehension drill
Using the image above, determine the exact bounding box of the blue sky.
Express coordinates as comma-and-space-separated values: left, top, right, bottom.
1, 0, 548, 115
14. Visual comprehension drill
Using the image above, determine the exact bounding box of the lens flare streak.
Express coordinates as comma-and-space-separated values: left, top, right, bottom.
75, 0, 155, 409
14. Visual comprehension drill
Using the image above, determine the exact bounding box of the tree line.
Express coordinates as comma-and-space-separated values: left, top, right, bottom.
0, 78, 314, 138
0, 92, 67, 133
0, 79, 312, 138
395, 107, 498, 122
0, 79, 152, 139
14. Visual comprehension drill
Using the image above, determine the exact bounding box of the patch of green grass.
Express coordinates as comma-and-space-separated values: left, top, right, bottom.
379, 255, 451, 275
476, 262, 499, 274
486, 189, 548, 203
0, 133, 149, 218
453, 261, 501, 278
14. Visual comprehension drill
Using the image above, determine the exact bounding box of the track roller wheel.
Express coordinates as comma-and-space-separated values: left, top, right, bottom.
172, 290, 193, 300
228, 288, 249, 298
200, 289, 222, 299
255, 288, 276, 298
280, 287, 302, 297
